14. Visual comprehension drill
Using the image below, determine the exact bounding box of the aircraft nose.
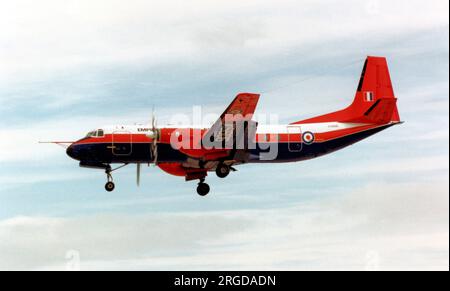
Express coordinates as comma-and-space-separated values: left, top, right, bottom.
66, 144, 79, 160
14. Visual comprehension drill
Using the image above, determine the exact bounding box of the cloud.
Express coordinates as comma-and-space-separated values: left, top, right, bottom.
0, 0, 448, 84
0, 180, 447, 271
1, 1, 448, 128
0, 212, 255, 270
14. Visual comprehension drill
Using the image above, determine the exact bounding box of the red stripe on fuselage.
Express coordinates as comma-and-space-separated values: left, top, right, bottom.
73, 124, 381, 147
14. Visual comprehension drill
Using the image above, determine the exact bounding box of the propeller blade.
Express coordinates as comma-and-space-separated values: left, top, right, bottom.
153, 140, 158, 165
151, 107, 159, 166
137, 163, 141, 187
152, 105, 156, 130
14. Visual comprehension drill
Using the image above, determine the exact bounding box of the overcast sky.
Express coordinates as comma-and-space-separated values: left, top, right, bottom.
0, 0, 448, 270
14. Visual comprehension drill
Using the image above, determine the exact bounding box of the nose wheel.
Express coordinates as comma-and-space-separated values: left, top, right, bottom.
197, 179, 210, 196
105, 181, 115, 192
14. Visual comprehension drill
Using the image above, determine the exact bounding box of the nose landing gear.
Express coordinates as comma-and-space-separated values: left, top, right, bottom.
101, 163, 129, 192
105, 167, 115, 192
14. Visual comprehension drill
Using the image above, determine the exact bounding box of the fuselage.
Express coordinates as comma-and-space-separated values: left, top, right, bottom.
66, 121, 396, 165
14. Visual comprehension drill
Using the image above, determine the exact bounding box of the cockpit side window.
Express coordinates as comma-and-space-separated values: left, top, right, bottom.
97, 129, 104, 137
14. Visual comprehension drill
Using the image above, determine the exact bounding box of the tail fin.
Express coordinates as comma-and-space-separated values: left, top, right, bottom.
350, 56, 400, 123
292, 56, 400, 124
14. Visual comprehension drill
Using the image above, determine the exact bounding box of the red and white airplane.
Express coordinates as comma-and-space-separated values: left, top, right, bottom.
58, 56, 401, 196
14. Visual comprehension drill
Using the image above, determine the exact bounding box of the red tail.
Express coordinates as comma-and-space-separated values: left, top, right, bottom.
293, 56, 400, 124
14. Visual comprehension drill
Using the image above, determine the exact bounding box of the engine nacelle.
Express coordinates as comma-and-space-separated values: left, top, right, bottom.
157, 163, 186, 177
158, 162, 207, 181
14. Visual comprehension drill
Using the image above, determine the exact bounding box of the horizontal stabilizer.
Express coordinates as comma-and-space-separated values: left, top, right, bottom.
363, 98, 398, 124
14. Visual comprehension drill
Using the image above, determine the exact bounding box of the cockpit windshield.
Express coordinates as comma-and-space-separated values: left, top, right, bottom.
86, 129, 105, 138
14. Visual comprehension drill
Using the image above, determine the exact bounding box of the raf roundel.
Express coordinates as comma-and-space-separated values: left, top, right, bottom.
302, 131, 315, 145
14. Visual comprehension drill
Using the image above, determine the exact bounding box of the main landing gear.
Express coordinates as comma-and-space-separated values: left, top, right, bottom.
196, 164, 235, 196
197, 179, 210, 196
194, 164, 236, 196
215, 163, 236, 179
216, 164, 231, 178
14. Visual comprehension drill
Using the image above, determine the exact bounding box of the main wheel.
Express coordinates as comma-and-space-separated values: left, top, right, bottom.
216, 164, 230, 178
105, 181, 115, 192
197, 183, 210, 196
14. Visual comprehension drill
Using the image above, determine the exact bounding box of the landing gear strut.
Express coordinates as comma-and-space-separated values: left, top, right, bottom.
197, 179, 210, 196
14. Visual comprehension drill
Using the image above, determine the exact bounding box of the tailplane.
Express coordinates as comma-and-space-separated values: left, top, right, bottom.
361, 98, 398, 124
293, 56, 401, 124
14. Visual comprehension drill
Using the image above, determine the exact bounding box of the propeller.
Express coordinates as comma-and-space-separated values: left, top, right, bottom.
146, 106, 159, 166
152, 110, 158, 165
138, 107, 159, 187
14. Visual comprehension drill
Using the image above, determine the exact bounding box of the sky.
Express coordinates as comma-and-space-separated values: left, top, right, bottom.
0, 0, 448, 270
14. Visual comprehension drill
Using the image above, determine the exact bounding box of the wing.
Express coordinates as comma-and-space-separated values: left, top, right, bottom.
177, 93, 260, 169
201, 93, 260, 151
158, 93, 260, 183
